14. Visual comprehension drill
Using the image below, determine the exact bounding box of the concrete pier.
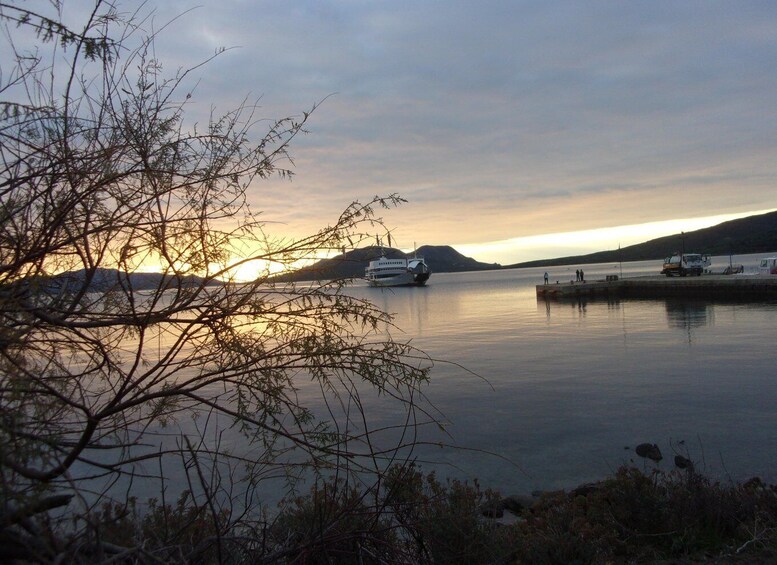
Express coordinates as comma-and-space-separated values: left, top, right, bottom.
536, 275, 777, 300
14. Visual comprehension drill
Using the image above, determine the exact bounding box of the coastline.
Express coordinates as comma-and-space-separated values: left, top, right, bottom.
537, 274, 777, 300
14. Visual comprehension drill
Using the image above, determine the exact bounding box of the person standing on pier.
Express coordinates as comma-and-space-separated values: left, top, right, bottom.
544, 271, 549, 284
576, 269, 580, 282
580, 269, 584, 282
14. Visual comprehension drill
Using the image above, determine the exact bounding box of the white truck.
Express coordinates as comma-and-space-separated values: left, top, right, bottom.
661, 253, 706, 277
759, 257, 777, 275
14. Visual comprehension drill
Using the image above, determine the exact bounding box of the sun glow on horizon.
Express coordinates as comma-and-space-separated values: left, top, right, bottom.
226, 250, 340, 282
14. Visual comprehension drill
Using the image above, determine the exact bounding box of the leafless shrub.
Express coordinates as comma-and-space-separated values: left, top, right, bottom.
0, 2, 437, 561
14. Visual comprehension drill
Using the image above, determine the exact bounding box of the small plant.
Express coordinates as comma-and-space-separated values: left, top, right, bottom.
269, 477, 401, 564
382, 464, 519, 564
74, 491, 232, 563
512, 464, 777, 563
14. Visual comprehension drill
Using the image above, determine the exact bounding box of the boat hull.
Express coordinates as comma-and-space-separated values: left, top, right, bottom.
366, 271, 429, 287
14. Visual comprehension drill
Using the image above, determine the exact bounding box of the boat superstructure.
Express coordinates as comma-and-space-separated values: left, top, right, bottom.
364, 255, 431, 287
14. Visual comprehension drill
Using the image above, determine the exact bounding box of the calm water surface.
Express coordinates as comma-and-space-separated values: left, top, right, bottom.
346, 254, 777, 494
87, 254, 777, 503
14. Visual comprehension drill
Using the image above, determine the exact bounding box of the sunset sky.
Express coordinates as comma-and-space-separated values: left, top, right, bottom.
37, 2, 777, 263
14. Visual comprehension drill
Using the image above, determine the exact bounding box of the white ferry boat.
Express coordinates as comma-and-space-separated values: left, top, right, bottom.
364, 256, 431, 287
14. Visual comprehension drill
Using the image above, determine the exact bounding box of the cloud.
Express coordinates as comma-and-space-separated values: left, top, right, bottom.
12, 1, 777, 261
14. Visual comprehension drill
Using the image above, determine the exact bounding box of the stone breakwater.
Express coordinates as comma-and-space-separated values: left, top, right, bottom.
536, 274, 777, 300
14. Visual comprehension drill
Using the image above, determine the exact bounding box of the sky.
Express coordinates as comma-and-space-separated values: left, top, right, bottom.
14, 1, 777, 264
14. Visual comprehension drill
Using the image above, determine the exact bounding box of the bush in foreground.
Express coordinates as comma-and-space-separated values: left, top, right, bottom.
74, 463, 777, 563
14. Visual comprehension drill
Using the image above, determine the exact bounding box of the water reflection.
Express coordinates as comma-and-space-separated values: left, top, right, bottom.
540, 295, 726, 349
538, 295, 626, 318
539, 295, 718, 334
664, 300, 713, 333
365, 285, 435, 336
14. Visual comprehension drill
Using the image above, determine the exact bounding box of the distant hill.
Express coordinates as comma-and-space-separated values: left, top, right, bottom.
43, 268, 222, 292
507, 210, 777, 268
416, 245, 501, 272
276, 245, 500, 282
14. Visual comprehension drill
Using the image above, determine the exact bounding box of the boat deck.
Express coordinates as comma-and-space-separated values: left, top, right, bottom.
536, 274, 777, 299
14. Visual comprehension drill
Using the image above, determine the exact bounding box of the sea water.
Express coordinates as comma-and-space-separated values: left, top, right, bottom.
71, 253, 777, 503
345, 253, 777, 495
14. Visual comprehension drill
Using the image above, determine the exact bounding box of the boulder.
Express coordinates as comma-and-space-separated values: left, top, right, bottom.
502, 494, 536, 514
570, 482, 602, 498
635, 443, 663, 462
674, 455, 694, 470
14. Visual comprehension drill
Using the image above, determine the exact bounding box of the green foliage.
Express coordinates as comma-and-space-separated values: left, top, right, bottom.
382, 464, 519, 564
85, 491, 230, 563
33, 462, 777, 563
269, 478, 401, 564
511, 466, 777, 563
0, 2, 115, 61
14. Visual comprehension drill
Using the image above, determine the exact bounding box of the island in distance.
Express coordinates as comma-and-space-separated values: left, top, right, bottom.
284, 209, 777, 282
277, 245, 500, 283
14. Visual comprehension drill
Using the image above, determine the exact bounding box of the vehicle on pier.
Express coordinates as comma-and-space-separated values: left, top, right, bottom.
661, 253, 706, 277
759, 257, 777, 275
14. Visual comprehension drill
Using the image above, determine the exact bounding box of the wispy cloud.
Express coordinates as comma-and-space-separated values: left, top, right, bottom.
38, 1, 777, 260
